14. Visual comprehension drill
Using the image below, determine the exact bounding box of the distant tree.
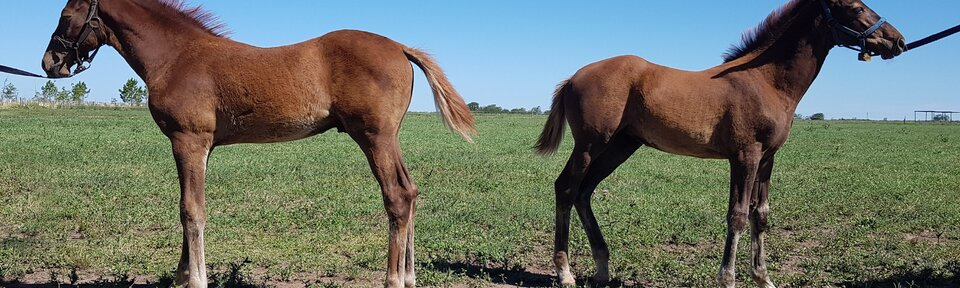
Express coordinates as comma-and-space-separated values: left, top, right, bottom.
1, 79, 18, 101
933, 114, 951, 122
467, 102, 480, 111
464, 102, 545, 114
70, 81, 90, 103
809, 113, 825, 120
794, 113, 804, 120
34, 80, 59, 102
481, 104, 504, 113
530, 106, 542, 114
119, 78, 147, 105
56, 87, 71, 102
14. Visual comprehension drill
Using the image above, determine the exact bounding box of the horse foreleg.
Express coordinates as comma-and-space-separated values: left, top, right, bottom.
171, 132, 213, 288
749, 156, 776, 288
404, 198, 417, 288
718, 144, 762, 288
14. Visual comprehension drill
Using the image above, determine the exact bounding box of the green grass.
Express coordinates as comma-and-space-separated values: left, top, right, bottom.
0, 107, 958, 287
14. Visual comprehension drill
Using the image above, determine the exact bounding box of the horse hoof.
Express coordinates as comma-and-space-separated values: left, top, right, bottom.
559, 275, 576, 286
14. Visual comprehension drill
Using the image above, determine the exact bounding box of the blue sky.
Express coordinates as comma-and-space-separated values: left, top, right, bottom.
1, 1, 958, 120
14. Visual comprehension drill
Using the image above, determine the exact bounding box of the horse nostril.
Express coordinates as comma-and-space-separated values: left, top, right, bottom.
898, 38, 907, 51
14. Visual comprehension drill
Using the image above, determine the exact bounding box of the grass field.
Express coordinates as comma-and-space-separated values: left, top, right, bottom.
0, 107, 958, 288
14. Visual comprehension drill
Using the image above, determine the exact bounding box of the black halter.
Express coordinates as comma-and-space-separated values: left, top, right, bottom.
819, 0, 886, 56
53, 0, 106, 76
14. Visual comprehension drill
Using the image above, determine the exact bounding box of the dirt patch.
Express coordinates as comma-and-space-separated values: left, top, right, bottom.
4, 270, 159, 287
2, 268, 381, 288
904, 230, 947, 244
772, 228, 826, 276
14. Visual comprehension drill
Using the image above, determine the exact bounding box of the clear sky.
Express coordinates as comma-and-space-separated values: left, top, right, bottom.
1, 1, 958, 120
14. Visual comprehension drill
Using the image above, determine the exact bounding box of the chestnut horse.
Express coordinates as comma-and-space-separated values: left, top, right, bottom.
535, 0, 905, 287
41, 1, 475, 287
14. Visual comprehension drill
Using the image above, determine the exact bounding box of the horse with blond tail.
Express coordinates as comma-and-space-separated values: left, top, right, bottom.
41, 1, 475, 287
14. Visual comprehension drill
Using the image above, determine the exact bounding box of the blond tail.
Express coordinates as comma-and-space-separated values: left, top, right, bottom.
534, 80, 570, 155
403, 47, 477, 143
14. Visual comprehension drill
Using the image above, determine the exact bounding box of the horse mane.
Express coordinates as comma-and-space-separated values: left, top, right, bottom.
722, 0, 811, 62
154, 0, 229, 38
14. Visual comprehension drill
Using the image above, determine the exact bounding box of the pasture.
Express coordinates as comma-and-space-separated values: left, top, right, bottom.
0, 107, 958, 287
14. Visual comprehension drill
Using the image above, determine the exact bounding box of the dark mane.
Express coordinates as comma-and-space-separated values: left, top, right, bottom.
155, 0, 229, 37
722, 0, 810, 62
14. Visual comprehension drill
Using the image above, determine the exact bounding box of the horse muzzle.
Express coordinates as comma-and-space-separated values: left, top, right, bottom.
42, 51, 73, 78
871, 38, 906, 60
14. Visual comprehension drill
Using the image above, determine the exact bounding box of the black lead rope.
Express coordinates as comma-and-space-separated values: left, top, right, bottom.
0, 64, 48, 78
905, 23, 960, 51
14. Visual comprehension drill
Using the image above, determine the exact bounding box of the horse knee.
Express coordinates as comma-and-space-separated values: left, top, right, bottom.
728, 209, 750, 232
383, 186, 415, 221
751, 206, 770, 231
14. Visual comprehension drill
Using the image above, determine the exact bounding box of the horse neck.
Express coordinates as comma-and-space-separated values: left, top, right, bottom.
98, 0, 219, 83
725, 1, 834, 108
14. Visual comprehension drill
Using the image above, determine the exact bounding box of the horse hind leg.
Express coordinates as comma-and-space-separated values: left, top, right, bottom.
404, 198, 417, 288
553, 152, 579, 286
573, 135, 642, 285
553, 134, 640, 286
348, 127, 418, 288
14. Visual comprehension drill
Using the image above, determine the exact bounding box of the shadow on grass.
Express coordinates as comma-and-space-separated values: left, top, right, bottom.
426, 260, 555, 287
425, 260, 640, 287
0, 276, 267, 288
0, 277, 173, 288
837, 265, 960, 288
1, 259, 268, 288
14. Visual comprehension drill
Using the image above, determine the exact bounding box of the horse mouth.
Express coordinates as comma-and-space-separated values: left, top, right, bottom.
42, 51, 73, 78
879, 38, 906, 60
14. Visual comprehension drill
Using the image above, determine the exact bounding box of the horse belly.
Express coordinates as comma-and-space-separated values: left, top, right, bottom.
215, 109, 336, 145
634, 118, 727, 159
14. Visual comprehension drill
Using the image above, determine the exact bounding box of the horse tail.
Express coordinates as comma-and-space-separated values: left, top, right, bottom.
403, 47, 477, 143
534, 79, 571, 156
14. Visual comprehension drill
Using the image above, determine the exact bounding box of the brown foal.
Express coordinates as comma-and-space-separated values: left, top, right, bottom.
41, 1, 475, 287
535, 0, 905, 287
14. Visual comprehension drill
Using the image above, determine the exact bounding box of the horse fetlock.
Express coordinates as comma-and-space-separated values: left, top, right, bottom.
750, 269, 776, 288
403, 275, 416, 288
554, 252, 575, 285
717, 268, 737, 288
385, 276, 404, 288
592, 270, 610, 286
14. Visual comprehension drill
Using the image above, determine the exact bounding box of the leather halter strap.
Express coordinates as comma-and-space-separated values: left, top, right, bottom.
819, 0, 886, 55
52, 0, 106, 76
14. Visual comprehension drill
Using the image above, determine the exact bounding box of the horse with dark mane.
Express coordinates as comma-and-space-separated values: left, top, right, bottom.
535, 0, 905, 287
42, 1, 475, 287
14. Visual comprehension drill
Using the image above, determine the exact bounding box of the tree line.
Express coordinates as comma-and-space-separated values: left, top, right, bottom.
467, 102, 544, 114
1, 78, 148, 105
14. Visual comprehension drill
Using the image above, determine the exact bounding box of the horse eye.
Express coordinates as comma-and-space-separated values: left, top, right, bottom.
856, 8, 865, 15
